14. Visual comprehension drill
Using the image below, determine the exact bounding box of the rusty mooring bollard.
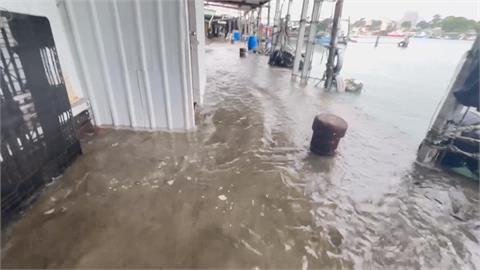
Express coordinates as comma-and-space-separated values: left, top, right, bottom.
310, 113, 348, 156
239, 48, 247, 57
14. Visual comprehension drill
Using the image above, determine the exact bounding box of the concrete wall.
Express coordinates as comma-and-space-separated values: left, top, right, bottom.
0, 0, 206, 131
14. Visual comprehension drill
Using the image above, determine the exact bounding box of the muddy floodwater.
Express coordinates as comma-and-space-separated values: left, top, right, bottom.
2, 41, 479, 269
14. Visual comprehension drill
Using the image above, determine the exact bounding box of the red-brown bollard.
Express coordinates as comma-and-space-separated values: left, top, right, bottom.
310, 113, 348, 155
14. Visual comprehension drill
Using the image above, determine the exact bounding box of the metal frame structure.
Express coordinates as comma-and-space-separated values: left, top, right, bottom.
324, 0, 344, 89
300, 0, 323, 82
292, 0, 346, 87
1, 11, 81, 220
292, 0, 310, 76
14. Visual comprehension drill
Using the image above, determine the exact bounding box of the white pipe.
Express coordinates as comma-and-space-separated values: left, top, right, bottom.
301, 0, 322, 82
292, 0, 310, 76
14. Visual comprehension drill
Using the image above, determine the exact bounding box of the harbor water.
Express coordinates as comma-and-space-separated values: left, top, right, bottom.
311, 37, 474, 143
2, 39, 479, 269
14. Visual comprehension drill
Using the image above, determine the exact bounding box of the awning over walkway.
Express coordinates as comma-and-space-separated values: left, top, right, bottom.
205, 0, 270, 10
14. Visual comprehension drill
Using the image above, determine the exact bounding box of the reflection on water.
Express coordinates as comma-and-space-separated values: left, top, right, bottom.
2, 40, 479, 269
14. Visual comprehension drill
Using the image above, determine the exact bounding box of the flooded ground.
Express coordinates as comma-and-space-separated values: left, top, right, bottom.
311, 37, 474, 143
2, 41, 479, 269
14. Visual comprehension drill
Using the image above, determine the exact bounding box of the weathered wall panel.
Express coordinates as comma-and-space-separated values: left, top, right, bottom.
64, 0, 197, 130
1, 0, 202, 130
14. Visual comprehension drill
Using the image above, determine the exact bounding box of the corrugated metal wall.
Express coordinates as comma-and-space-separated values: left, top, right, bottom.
63, 0, 197, 130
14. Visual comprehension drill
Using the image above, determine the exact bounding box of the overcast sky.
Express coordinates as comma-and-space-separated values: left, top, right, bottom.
338, 0, 478, 21
207, 0, 479, 22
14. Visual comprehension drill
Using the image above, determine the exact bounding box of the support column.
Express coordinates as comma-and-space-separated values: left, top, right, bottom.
374, 34, 380, 47
244, 11, 248, 35
267, 3, 271, 42
324, 0, 344, 89
300, 0, 322, 82
272, 0, 282, 50
267, 3, 271, 27
286, 0, 293, 24
250, 10, 254, 35
257, 6, 262, 48
292, 0, 310, 76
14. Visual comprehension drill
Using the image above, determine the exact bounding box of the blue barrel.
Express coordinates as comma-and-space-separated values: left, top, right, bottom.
233, 30, 240, 41
247, 35, 257, 50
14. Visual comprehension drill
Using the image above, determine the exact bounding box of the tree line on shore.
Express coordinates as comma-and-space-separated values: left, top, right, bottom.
349, 14, 480, 34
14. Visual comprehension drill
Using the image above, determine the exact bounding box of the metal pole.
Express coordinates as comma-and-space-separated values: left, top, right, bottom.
241, 16, 244, 36
347, 16, 351, 38
374, 34, 380, 47
257, 6, 262, 48
267, 3, 271, 42
243, 11, 247, 36
245, 11, 249, 35
272, 0, 282, 50
250, 9, 254, 35
286, 0, 293, 22
248, 11, 251, 35
293, 0, 310, 76
301, 0, 322, 82
228, 20, 232, 39
267, 3, 271, 27
281, 0, 293, 51
324, 0, 344, 89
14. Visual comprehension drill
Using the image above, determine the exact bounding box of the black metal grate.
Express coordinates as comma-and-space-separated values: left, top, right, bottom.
0, 11, 81, 222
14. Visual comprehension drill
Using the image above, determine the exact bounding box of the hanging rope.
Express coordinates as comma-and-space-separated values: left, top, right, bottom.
429, 108, 480, 160
448, 144, 480, 159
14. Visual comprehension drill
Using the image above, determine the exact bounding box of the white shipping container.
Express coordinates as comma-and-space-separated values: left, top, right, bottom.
0, 0, 206, 131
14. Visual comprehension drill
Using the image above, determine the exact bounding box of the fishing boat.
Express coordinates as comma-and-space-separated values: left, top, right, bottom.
417, 36, 479, 181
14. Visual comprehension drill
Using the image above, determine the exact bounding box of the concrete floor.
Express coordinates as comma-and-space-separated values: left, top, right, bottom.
2, 42, 479, 269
